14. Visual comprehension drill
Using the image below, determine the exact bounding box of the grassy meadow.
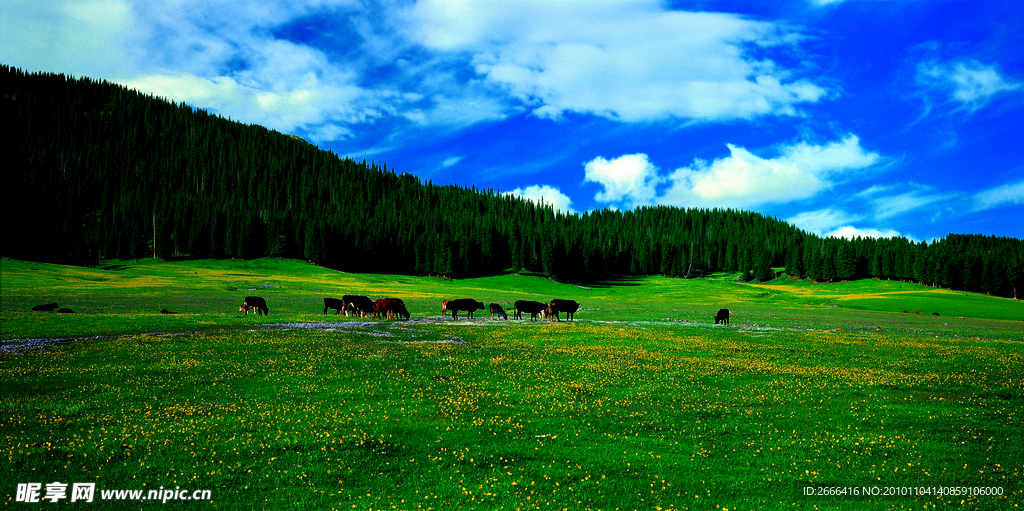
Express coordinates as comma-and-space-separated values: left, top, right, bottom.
1, 256, 1022, 510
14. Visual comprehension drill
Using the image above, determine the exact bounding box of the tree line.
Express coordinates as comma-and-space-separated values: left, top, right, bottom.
2, 66, 1021, 299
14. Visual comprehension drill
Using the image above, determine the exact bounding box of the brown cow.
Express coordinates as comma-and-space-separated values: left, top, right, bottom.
489, 303, 508, 320
374, 298, 410, 320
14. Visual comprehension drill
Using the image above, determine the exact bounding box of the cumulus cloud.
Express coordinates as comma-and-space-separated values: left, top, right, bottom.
917, 59, 1022, 111
507, 185, 576, 215
5, 0, 831, 141
582, 135, 880, 210
971, 179, 1024, 211
660, 134, 879, 208
583, 154, 662, 207
404, 0, 826, 122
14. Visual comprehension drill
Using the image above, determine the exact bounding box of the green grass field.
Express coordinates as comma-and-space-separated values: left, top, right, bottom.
1, 257, 1021, 510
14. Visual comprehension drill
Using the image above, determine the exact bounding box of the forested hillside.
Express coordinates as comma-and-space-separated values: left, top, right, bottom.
2, 66, 1022, 298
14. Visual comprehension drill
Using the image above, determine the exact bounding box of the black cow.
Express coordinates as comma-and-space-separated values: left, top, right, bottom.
714, 308, 729, 325
447, 299, 485, 319
374, 298, 410, 320
32, 302, 59, 312
342, 295, 375, 317
160, 308, 178, 314
514, 300, 547, 321
240, 296, 269, 316
489, 303, 508, 320
547, 299, 580, 321
324, 297, 345, 315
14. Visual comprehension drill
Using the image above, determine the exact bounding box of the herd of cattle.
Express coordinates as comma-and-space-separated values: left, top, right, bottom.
315, 295, 580, 321
237, 294, 583, 321
29, 297, 729, 324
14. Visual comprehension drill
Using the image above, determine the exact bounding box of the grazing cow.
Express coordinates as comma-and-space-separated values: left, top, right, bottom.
447, 299, 485, 319
56, 308, 75, 314
32, 302, 59, 312
489, 303, 508, 320
324, 297, 345, 315
932, 312, 940, 316
514, 300, 547, 321
240, 296, 269, 316
714, 308, 730, 325
373, 299, 386, 319
160, 309, 178, 314
342, 295, 375, 317
546, 299, 580, 322
374, 298, 410, 320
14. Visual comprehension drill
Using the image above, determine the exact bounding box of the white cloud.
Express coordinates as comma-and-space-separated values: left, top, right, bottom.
400, 87, 514, 128
582, 135, 881, 211
4, 0, 390, 142
583, 154, 662, 207
869, 186, 955, 220
972, 179, 1024, 211
507, 185, 576, 215
855, 184, 898, 197
4, 0, 830, 141
787, 208, 863, 235
405, 0, 826, 122
122, 70, 372, 142
823, 226, 902, 240
661, 134, 879, 208
440, 156, 463, 168
788, 209, 902, 240
917, 59, 1022, 111
2, 0, 142, 79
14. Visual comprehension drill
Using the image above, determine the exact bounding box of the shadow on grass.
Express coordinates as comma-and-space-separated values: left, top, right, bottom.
99, 264, 132, 271
576, 275, 644, 288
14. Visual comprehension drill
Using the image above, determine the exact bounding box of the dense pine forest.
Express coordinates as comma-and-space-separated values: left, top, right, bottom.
2, 66, 1022, 298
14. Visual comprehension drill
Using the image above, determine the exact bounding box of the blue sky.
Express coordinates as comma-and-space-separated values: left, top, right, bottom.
4, 0, 1022, 240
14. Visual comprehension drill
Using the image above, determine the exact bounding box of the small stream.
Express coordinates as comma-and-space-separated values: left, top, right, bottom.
0, 318, 475, 354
